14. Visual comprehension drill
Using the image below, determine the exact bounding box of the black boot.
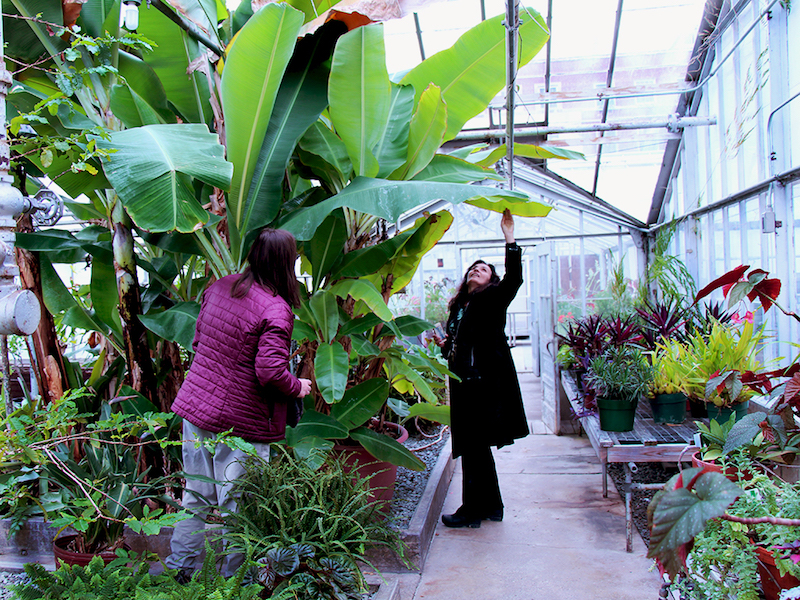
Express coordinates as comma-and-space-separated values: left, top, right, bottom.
442, 507, 481, 528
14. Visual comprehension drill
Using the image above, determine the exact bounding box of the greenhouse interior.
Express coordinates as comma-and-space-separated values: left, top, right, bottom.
1, 0, 799, 598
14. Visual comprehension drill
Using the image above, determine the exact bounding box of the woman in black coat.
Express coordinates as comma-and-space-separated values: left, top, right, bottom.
434, 209, 529, 528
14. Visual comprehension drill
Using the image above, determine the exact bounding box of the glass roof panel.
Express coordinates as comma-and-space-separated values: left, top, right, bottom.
382, 0, 707, 222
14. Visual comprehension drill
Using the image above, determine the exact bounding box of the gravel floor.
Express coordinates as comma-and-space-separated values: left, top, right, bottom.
607, 462, 681, 547
387, 426, 450, 529
0, 572, 29, 600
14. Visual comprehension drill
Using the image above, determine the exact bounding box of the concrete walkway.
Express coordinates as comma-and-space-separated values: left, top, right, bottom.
393, 373, 664, 600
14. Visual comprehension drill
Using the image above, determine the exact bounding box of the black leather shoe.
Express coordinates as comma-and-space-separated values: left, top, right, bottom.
483, 508, 504, 522
442, 512, 481, 528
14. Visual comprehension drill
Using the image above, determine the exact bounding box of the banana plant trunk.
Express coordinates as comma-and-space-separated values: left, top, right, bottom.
111, 198, 157, 404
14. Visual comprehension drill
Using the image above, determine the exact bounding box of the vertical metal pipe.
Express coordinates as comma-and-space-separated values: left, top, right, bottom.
505, 0, 520, 191
413, 13, 425, 61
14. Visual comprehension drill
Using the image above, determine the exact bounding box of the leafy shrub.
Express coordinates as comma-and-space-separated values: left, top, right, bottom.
224, 447, 403, 565
9, 546, 269, 600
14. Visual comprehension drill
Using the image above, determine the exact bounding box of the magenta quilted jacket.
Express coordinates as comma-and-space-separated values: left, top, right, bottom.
171, 274, 301, 443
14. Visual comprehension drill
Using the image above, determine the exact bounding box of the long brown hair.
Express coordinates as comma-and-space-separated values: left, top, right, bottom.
447, 259, 500, 311
231, 228, 301, 307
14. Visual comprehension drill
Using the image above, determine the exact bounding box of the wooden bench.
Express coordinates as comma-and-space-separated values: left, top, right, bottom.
561, 372, 701, 552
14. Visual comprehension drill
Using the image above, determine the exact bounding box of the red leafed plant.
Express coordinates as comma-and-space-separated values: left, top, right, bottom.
694, 265, 800, 412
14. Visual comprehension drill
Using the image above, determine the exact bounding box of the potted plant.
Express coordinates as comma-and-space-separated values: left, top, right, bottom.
679, 320, 766, 422
584, 346, 653, 432
649, 339, 689, 424
0, 388, 187, 565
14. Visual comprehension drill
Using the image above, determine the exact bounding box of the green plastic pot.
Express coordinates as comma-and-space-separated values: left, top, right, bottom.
707, 400, 749, 424
649, 393, 687, 424
597, 396, 638, 432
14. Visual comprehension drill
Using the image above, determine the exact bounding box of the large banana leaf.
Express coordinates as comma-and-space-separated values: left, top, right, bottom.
6, 0, 67, 66
350, 426, 425, 470
95, 124, 232, 233
315, 341, 349, 403
286, 410, 349, 444
78, 0, 118, 37
375, 211, 454, 295
139, 302, 201, 350
91, 250, 123, 339
137, 0, 213, 125
330, 378, 389, 431
329, 279, 393, 321
469, 143, 585, 167
309, 290, 339, 343
221, 3, 304, 260
280, 177, 528, 241
308, 211, 348, 290
401, 7, 549, 142
241, 20, 347, 255
391, 84, 446, 180
283, 0, 342, 24
412, 153, 504, 183
298, 122, 353, 184
374, 84, 415, 178
328, 24, 391, 177
466, 195, 554, 217
110, 52, 176, 128
328, 227, 414, 280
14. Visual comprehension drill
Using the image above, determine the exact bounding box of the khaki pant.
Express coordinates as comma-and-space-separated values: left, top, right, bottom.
164, 420, 270, 577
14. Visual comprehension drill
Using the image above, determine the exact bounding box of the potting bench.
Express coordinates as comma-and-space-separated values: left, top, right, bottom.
561, 373, 701, 552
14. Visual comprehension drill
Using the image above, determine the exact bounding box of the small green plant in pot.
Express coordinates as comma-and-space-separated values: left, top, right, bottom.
649, 341, 689, 424
585, 346, 653, 432
680, 320, 766, 423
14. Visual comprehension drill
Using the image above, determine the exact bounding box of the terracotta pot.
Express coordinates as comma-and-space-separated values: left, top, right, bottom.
691, 451, 756, 482
755, 544, 800, 600
53, 534, 124, 568
332, 423, 409, 510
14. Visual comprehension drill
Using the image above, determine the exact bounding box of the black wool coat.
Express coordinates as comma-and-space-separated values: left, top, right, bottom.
444, 243, 529, 458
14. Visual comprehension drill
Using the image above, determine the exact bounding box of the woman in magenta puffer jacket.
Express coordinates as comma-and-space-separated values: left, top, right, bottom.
165, 228, 311, 579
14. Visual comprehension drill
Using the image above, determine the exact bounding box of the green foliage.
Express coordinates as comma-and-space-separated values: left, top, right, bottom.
730, 473, 800, 580
224, 447, 404, 570
0, 388, 191, 552
681, 321, 766, 406
254, 543, 363, 600
647, 468, 743, 580
585, 346, 654, 402
643, 221, 697, 303
695, 414, 738, 461
10, 545, 265, 600
650, 338, 689, 395
669, 517, 760, 600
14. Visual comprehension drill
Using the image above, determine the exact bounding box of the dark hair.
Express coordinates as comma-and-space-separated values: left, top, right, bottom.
231, 228, 301, 307
447, 259, 500, 311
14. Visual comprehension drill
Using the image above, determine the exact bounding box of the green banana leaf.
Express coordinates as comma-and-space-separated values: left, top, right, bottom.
391, 84, 446, 180
470, 143, 585, 167
412, 154, 503, 183
407, 402, 450, 426
137, 0, 214, 125
328, 24, 391, 177
349, 335, 380, 357
309, 290, 339, 343
350, 426, 425, 470
466, 195, 553, 217
401, 7, 549, 142
91, 252, 123, 339
283, 0, 341, 24
286, 436, 335, 469
386, 354, 438, 403
221, 3, 304, 258
139, 302, 201, 350
288, 409, 349, 442
78, 0, 118, 37
241, 20, 347, 256
376, 210, 454, 295
390, 316, 433, 336
15, 230, 86, 264
298, 121, 353, 183
315, 341, 349, 403
374, 84, 415, 178
7, 0, 67, 67
111, 52, 176, 128
338, 313, 383, 337
95, 124, 232, 233
308, 212, 347, 290
281, 177, 531, 241
329, 279, 393, 322
330, 378, 389, 431
329, 226, 417, 280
